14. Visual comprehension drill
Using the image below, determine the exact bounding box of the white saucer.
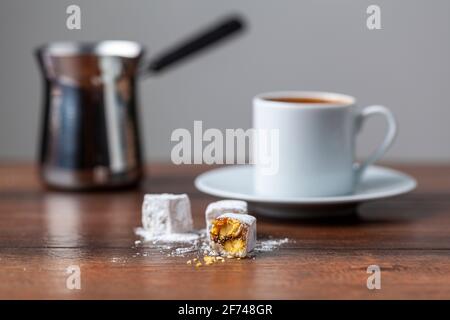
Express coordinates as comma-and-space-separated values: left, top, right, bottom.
194, 165, 417, 218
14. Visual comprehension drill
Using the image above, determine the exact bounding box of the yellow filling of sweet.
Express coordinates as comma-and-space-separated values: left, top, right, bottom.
223, 238, 245, 254
210, 218, 247, 254
220, 219, 241, 238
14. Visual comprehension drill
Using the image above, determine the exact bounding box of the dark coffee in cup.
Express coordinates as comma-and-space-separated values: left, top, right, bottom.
265, 97, 347, 105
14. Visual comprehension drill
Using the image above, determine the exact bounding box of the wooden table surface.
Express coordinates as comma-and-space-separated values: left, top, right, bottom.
0, 163, 450, 299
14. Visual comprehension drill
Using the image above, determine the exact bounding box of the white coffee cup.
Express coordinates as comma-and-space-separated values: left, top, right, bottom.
252, 91, 397, 198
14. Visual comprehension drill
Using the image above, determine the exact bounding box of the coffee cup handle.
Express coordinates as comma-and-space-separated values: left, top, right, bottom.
354, 105, 397, 182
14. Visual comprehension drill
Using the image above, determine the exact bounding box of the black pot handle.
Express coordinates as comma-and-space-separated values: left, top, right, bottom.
144, 15, 245, 75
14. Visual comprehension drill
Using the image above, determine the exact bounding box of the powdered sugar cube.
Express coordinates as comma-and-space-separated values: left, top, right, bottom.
205, 199, 247, 232
142, 194, 193, 236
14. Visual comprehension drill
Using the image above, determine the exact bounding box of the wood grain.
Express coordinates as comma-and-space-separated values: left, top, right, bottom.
0, 163, 450, 299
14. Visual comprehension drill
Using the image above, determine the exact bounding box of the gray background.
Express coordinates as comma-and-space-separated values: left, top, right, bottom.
0, 0, 449, 163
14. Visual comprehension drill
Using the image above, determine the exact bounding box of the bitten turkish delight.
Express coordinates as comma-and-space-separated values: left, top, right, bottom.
210, 213, 256, 258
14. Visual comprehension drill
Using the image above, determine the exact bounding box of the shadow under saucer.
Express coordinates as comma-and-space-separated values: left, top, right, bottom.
250, 202, 358, 219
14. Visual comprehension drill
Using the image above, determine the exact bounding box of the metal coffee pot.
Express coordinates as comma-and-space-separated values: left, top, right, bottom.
35, 16, 243, 190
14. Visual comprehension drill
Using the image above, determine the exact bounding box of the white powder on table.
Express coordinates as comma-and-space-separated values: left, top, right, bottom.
134, 228, 291, 257
255, 238, 290, 252
135, 227, 202, 243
